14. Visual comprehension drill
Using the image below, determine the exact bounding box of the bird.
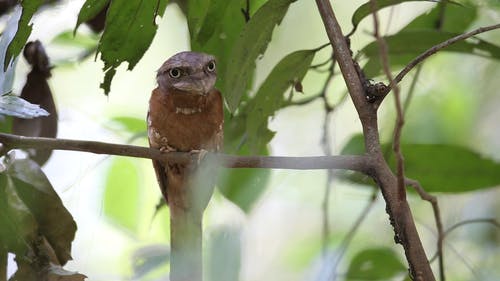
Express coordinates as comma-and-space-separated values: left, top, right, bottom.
147, 51, 224, 210
147, 51, 224, 281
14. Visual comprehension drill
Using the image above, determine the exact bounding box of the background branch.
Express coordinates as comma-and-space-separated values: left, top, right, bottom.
392, 23, 500, 88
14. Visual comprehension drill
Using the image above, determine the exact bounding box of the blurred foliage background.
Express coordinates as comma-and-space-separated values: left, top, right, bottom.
1, 0, 500, 280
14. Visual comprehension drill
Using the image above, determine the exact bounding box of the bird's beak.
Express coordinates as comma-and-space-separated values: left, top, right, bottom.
175, 72, 215, 95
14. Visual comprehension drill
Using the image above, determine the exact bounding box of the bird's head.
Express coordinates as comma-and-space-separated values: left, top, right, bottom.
157, 51, 217, 95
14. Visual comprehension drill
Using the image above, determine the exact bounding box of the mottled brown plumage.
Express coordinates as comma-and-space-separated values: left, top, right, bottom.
147, 51, 223, 205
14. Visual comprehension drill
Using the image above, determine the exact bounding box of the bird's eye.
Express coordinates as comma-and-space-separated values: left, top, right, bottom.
206, 61, 216, 72
169, 68, 181, 78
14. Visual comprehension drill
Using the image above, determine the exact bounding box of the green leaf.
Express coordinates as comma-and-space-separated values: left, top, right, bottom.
109, 116, 147, 134
341, 134, 500, 193
206, 225, 241, 281
6, 158, 77, 265
224, 0, 297, 112
52, 30, 99, 49
246, 49, 315, 152
346, 247, 406, 280
217, 115, 271, 212
74, 0, 111, 34
0, 93, 49, 119
97, 0, 169, 94
348, 0, 440, 36
401, 2, 477, 33
186, 0, 212, 41
0, 173, 37, 255
195, 0, 232, 45
104, 157, 140, 234
3, 0, 44, 71
217, 168, 270, 212
361, 30, 500, 77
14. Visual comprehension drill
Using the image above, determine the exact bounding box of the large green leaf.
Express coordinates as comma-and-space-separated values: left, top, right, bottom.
346, 247, 406, 280
3, 0, 44, 71
74, 0, 111, 33
217, 113, 271, 212
97, 0, 169, 94
4, 158, 77, 265
361, 30, 500, 77
246, 49, 315, 152
341, 134, 500, 193
104, 157, 141, 234
348, 0, 440, 36
401, 2, 477, 33
224, 0, 297, 112
194, 0, 232, 45
0, 173, 37, 255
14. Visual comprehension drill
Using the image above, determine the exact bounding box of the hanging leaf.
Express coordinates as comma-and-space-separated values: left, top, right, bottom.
3, 0, 44, 71
12, 40, 58, 166
246, 49, 315, 152
3, 158, 77, 265
74, 0, 111, 34
96, 0, 169, 94
1, 6, 22, 94
224, 0, 298, 112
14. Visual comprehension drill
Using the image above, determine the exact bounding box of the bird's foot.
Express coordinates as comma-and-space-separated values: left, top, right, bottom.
159, 144, 177, 153
190, 149, 208, 164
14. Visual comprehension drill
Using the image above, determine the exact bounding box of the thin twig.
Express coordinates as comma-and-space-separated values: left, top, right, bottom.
0, 133, 371, 172
405, 178, 444, 281
391, 23, 500, 89
320, 61, 336, 255
369, 0, 406, 201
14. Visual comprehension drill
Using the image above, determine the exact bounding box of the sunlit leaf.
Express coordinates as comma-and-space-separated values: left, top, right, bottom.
361, 30, 500, 77
97, 0, 169, 94
346, 247, 406, 280
74, 0, 111, 34
6, 158, 77, 265
246, 49, 315, 152
224, 0, 298, 112
3, 0, 44, 71
52, 30, 99, 49
341, 134, 500, 193
104, 157, 140, 234
0, 93, 49, 119
110, 116, 147, 134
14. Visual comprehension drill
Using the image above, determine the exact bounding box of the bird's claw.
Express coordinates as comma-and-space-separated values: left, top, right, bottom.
159, 144, 177, 153
190, 149, 208, 164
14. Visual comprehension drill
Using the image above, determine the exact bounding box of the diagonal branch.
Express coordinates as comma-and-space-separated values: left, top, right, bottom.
0, 133, 371, 172
391, 23, 500, 89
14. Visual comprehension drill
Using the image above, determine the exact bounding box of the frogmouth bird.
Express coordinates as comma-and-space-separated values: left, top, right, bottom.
147, 51, 224, 210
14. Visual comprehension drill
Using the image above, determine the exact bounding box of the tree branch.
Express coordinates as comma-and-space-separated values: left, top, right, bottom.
315, 1, 436, 279
392, 23, 500, 88
0, 133, 371, 172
